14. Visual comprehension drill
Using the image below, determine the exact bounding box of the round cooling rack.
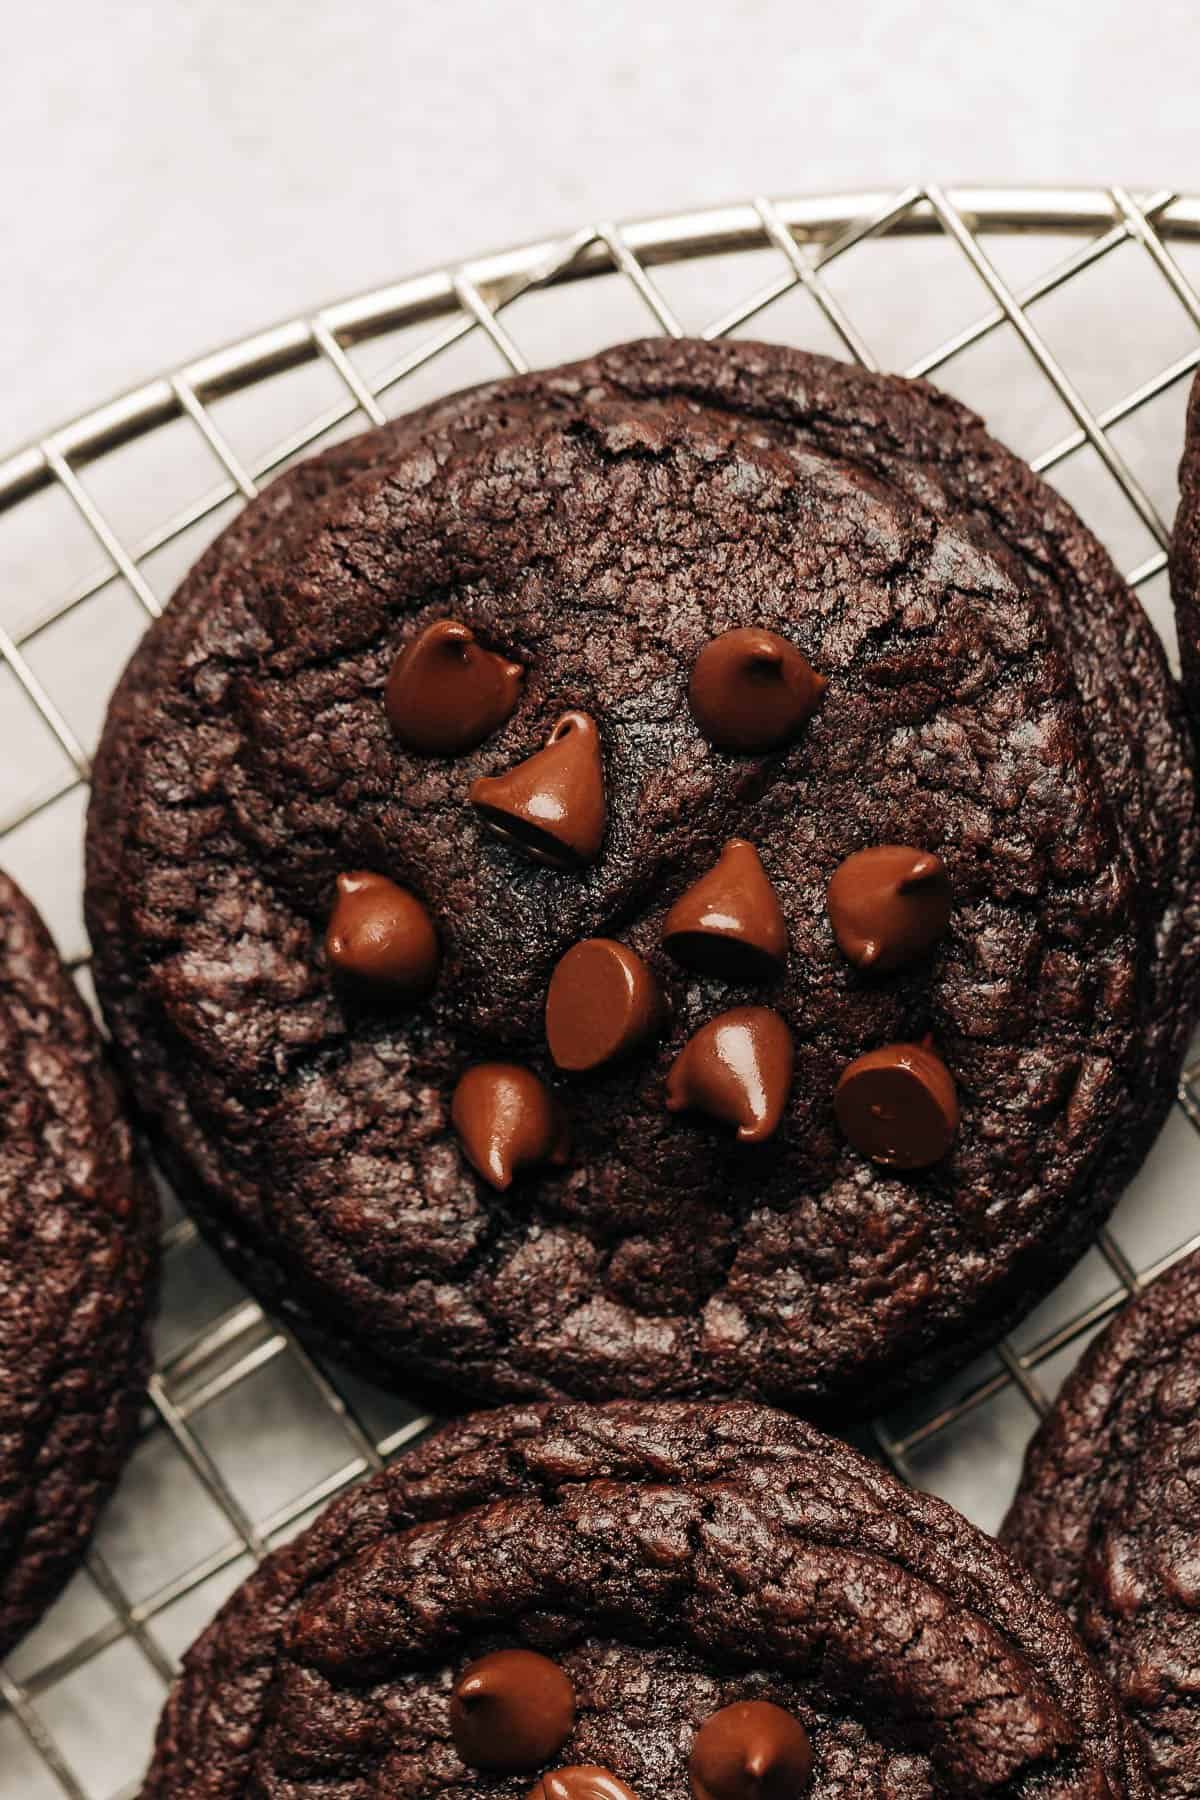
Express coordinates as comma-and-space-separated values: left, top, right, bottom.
3, 183, 1200, 1798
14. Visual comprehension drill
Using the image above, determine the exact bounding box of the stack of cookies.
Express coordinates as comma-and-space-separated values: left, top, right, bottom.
9, 340, 1200, 1794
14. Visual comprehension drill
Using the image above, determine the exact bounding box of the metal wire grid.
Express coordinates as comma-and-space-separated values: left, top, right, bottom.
3, 183, 1200, 1796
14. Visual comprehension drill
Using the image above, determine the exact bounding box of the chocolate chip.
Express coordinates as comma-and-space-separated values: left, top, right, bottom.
324, 871, 438, 993
528, 1769, 640, 1800
835, 1040, 959, 1169
827, 845, 951, 973
546, 939, 663, 1072
451, 1063, 569, 1189
663, 839, 788, 979
689, 1701, 813, 1800
667, 1006, 794, 1143
471, 711, 605, 867
451, 1649, 575, 1772
385, 619, 522, 755
688, 628, 826, 753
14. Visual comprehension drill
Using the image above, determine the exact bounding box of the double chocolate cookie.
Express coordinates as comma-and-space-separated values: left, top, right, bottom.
142, 1399, 1150, 1797
85, 337, 1200, 1416
1003, 1250, 1200, 1794
1171, 371, 1200, 736
0, 872, 157, 1658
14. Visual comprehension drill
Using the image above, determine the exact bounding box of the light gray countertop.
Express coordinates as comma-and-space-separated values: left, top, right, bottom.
3, 0, 1199, 447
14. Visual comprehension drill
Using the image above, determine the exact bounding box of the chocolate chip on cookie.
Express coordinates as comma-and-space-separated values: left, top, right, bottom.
546, 939, 663, 1072
386, 618, 523, 754
834, 1040, 959, 1169
663, 839, 788, 980
452, 1063, 569, 1190
826, 845, 951, 973
689, 1701, 813, 1800
667, 1006, 794, 1144
688, 627, 826, 753
452, 1649, 575, 1771
326, 870, 439, 993
471, 710, 606, 867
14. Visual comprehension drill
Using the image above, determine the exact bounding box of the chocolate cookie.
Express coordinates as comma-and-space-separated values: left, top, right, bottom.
0, 872, 157, 1658
85, 337, 1200, 1416
1003, 1250, 1200, 1794
141, 1399, 1150, 1798
1171, 371, 1200, 737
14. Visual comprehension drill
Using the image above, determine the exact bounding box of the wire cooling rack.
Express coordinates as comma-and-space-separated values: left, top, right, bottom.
4, 184, 1200, 1797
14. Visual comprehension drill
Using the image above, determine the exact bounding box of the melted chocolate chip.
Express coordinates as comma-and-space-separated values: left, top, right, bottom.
451, 1649, 575, 1772
470, 711, 606, 867
324, 871, 438, 993
835, 1040, 959, 1169
667, 1006, 794, 1143
663, 839, 788, 979
529, 1769, 640, 1800
827, 845, 951, 973
688, 628, 826, 753
689, 1701, 814, 1800
385, 619, 522, 755
545, 939, 664, 1072
451, 1063, 569, 1189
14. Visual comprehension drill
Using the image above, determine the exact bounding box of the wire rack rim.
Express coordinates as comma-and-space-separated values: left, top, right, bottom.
5, 183, 1200, 511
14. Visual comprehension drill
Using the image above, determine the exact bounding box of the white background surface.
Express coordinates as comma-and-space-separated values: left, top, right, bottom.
4, 0, 1200, 447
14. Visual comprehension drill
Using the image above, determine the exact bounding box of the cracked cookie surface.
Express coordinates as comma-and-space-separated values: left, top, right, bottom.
1171, 372, 1200, 745
85, 338, 1200, 1415
0, 872, 157, 1657
142, 1399, 1150, 1799
1004, 1249, 1200, 1796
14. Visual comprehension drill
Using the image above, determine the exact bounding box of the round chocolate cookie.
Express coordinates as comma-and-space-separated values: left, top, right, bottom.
1170, 371, 1200, 738
85, 337, 1200, 1416
141, 1399, 1150, 1798
0, 872, 157, 1658
1003, 1250, 1200, 1795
